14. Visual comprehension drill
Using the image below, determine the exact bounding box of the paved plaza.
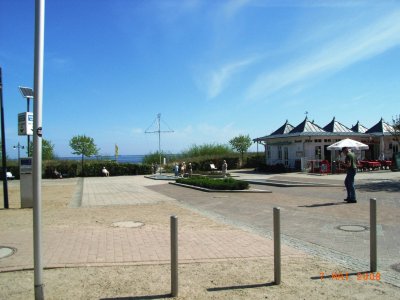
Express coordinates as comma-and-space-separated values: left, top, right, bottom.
150, 170, 400, 287
0, 176, 302, 272
0, 170, 399, 297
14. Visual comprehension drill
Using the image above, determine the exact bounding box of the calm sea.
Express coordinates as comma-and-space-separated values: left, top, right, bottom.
59, 155, 145, 163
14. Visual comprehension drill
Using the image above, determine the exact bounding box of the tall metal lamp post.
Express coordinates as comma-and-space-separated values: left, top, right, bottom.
18, 86, 34, 155
0, 67, 9, 209
13, 142, 25, 165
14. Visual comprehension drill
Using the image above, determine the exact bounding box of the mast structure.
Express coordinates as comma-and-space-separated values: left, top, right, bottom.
145, 113, 174, 173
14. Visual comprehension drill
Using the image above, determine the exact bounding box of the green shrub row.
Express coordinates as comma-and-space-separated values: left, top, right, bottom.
76, 162, 152, 177
165, 155, 241, 172
2, 161, 152, 179
176, 176, 249, 190
165, 153, 264, 172
245, 154, 265, 168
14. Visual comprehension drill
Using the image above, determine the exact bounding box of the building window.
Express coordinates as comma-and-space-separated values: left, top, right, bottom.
278, 146, 282, 160
267, 146, 271, 159
314, 139, 322, 142
324, 139, 331, 142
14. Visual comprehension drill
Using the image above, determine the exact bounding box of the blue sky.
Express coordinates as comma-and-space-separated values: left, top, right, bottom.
1, 0, 400, 158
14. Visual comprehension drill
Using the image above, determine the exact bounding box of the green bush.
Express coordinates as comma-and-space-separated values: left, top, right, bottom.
171, 156, 240, 172
244, 154, 265, 168
181, 143, 233, 157
142, 151, 179, 165
32, 160, 152, 178
44, 161, 79, 178
176, 176, 249, 190
79, 161, 152, 177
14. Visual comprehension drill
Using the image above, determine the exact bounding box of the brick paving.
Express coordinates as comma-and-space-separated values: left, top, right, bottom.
0, 176, 303, 272
1, 171, 399, 287
148, 169, 400, 287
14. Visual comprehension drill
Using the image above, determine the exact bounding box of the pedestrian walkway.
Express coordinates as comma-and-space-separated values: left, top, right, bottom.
172, 169, 400, 287
0, 176, 303, 272
81, 176, 176, 206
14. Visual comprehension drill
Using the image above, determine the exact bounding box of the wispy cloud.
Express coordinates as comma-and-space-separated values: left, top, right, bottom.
245, 9, 400, 101
205, 55, 261, 99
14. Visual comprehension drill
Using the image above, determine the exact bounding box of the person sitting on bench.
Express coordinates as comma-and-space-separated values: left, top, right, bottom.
102, 167, 109, 177
54, 169, 62, 179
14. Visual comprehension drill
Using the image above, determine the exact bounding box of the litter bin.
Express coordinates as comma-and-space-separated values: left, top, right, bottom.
20, 157, 33, 208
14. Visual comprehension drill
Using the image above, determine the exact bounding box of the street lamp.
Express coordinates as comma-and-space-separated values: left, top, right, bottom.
13, 142, 25, 165
18, 86, 34, 155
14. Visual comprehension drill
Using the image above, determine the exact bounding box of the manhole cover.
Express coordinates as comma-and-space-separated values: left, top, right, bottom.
0, 246, 16, 259
337, 225, 368, 232
112, 221, 144, 228
391, 263, 400, 272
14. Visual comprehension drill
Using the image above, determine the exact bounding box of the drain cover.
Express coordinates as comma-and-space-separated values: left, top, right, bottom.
0, 246, 16, 259
391, 263, 400, 272
112, 221, 144, 228
338, 225, 368, 232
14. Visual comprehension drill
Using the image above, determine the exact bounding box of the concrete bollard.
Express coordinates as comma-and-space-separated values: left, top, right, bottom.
170, 215, 178, 297
273, 207, 281, 285
370, 198, 377, 272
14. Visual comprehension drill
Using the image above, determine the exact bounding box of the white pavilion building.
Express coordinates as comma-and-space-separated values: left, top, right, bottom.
254, 117, 397, 170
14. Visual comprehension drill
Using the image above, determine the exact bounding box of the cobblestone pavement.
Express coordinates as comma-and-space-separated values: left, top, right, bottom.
148, 170, 400, 287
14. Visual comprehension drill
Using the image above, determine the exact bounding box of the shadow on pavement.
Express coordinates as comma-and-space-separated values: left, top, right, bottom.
100, 294, 172, 300
298, 202, 348, 208
356, 181, 400, 193
207, 282, 275, 292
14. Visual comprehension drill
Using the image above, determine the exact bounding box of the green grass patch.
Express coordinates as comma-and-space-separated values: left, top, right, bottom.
176, 176, 249, 190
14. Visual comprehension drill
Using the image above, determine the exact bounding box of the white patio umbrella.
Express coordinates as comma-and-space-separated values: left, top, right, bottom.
327, 138, 369, 150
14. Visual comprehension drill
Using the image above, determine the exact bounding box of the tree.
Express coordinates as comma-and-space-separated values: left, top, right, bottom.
28, 138, 55, 160
390, 115, 400, 156
391, 115, 400, 137
229, 134, 252, 165
69, 135, 99, 175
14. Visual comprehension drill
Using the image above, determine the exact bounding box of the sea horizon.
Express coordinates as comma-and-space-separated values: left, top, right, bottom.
58, 155, 145, 164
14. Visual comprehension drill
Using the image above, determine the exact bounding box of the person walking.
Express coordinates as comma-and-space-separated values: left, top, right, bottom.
187, 162, 193, 177
180, 162, 186, 177
221, 160, 228, 177
174, 163, 179, 177
342, 147, 357, 203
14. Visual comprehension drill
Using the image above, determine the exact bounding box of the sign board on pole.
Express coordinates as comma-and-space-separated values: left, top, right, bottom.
18, 112, 33, 136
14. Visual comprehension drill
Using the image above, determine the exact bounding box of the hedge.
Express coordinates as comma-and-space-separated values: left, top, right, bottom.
1, 161, 153, 179
176, 176, 249, 190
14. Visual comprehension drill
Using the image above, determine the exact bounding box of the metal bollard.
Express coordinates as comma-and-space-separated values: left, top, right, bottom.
273, 207, 281, 285
170, 215, 178, 297
370, 198, 377, 272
